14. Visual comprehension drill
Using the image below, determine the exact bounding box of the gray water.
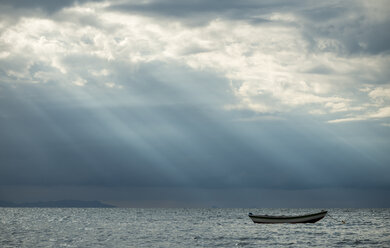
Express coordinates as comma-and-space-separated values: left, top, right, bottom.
1, 208, 389, 247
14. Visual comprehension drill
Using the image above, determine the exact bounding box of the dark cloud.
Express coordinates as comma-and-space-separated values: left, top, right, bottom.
298, 3, 390, 55
303, 20, 390, 55
299, 4, 347, 22
360, 21, 390, 54
0, 0, 103, 13
304, 65, 335, 75
107, 0, 306, 26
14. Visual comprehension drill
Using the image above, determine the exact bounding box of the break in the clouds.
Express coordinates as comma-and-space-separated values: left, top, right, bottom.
0, 0, 389, 207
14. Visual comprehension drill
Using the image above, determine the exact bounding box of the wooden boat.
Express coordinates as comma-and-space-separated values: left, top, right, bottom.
248, 210, 327, 224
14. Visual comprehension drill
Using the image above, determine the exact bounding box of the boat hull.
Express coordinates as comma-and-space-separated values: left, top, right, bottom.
248, 211, 327, 224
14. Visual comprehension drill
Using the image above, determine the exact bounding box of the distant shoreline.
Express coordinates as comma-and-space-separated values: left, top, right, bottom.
0, 200, 116, 208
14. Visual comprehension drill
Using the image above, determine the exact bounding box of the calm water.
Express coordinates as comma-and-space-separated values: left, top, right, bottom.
1, 208, 389, 247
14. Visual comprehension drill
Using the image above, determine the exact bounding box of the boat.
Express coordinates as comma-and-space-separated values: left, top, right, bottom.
248, 210, 327, 224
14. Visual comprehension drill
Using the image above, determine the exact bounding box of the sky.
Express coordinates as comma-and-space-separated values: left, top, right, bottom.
0, 0, 389, 207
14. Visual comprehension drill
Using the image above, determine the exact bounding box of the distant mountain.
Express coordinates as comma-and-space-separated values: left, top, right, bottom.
0, 200, 116, 208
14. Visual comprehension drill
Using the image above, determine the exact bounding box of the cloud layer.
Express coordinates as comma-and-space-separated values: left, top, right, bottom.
1, 0, 389, 123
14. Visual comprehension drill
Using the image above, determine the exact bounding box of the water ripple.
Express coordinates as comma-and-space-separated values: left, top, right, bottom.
0, 208, 389, 247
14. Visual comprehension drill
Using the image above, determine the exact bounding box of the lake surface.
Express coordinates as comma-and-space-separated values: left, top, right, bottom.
1, 208, 389, 247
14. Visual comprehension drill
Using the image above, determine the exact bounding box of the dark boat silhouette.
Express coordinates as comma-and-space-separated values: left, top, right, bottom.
248, 210, 327, 224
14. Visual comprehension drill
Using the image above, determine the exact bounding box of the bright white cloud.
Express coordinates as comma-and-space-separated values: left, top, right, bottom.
73, 77, 87, 87
371, 106, 390, 119
369, 86, 390, 101
329, 106, 390, 123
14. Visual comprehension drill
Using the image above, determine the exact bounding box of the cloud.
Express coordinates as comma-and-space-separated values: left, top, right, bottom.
107, 0, 390, 54
371, 106, 390, 118
0, 0, 105, 13
329, 85, 390, 123
299, 1, 390, 55
107, 0, 303, 26
329, 107, 390, 123
1, 1, 389, 123
73, 77, 87, 86
369, 86, 390, 101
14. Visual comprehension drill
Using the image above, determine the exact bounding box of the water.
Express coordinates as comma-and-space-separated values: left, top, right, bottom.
1, 208, 389, 247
